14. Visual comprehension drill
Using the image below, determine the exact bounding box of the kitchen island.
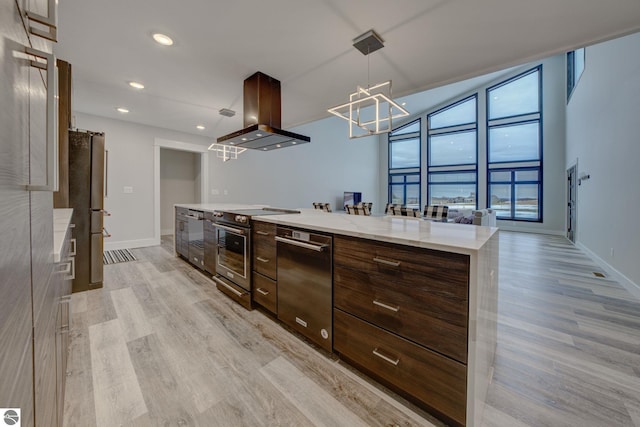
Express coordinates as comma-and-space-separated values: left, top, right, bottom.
174, 205, 498, 427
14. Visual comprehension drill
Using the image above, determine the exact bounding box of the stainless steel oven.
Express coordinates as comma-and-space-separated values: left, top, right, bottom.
212, 208, 299, 310
215, 219, 250, 291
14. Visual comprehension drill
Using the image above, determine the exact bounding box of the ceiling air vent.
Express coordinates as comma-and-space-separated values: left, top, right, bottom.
219, 108, 236, 117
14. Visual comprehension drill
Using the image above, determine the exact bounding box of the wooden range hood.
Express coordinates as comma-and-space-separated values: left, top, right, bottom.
216, 72, 310, 151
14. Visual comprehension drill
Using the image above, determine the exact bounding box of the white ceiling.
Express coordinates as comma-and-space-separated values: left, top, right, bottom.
55, 0, 640, 141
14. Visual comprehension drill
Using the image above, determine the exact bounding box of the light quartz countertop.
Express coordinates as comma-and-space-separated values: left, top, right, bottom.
53, 208, 74, 262
174, 203, 266, 211
175, 204, 497, 254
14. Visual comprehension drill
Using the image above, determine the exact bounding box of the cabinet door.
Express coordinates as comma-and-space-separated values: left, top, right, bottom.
334, 309, 467, 427
204, 218, 216, 274
0, 1, 35, 425
252, 221, 276, 279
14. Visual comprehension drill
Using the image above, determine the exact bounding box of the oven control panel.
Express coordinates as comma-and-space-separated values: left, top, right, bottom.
234, 215, 248, 224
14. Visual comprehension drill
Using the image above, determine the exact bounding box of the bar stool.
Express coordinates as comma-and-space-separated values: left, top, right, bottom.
312, 202, 332, 212
424, 205, 449, 222
345, 204, 371, 215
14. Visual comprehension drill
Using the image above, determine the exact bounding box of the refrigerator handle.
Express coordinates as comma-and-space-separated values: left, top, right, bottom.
105, 149, 109, 198
25, 47, 58, 192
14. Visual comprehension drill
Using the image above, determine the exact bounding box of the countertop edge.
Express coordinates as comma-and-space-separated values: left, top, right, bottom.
173, 204, 497, 253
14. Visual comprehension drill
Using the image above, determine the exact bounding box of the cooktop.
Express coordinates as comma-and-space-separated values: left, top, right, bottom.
219, 207, 300, 217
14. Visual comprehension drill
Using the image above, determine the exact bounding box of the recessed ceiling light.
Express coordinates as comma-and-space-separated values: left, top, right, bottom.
116, 107, 129, 113
256, 133, 263, 137
276, 144, 281, 148
401, 102, 407, 106
196, 125, 205, 130
128, 81, 144, 89
152, 33, 173, 46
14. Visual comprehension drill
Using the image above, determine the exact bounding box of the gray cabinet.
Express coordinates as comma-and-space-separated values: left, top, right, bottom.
203, 211, 216, 274
175, 207, 189, 258
55, 226, 74, 427
0, 3, 36, 424
1, 0, 62, 425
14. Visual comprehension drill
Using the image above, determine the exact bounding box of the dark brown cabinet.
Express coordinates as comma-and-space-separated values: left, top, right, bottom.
333, 235, 470, 427
251, 221, 277, 313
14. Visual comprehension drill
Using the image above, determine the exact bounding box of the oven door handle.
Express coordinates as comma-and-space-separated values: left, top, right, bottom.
215, 223, 246, 235
275, 236, 326, 252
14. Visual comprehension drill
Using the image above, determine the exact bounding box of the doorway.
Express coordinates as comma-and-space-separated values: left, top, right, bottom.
160, 148, 201, 235
566, 164, 577, 243
153, 139, 209, 247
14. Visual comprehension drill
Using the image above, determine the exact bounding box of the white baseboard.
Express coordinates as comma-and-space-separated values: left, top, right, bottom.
576, 242, 640, 300
105, 237, 159, 251
496, 225, 565, 236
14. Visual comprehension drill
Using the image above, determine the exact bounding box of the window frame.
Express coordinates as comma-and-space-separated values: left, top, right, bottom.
567, 48, 585, 102
488, 166, 543, 221
427, 94, 478, 208
388, 118, 421, 207
486, 65, 543, 222
388, 172, 421, 208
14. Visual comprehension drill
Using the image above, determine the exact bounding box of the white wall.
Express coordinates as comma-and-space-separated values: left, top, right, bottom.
75, 113, 212, 249
378, 55, 567, 234
207, 115, 380, 212
76, 112, 379, 249
160, 148, 200, 234
566, 32, 640, 292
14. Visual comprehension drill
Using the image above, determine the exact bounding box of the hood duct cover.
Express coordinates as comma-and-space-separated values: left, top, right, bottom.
217, 72, 310, 151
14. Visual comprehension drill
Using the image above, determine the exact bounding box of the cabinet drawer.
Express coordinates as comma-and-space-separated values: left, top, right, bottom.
334, 309, 466, 427
334, 235, 469, 288
252, 272, 277, 314
334, 265, 468, 363
252, 221, 276, 279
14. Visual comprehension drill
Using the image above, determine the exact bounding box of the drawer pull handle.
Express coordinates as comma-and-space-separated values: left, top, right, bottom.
372, 348, 400, 366
212, 276, 244, 297
373, 257, 401, 267
256, 256, 269, 263
256, 231, 270, 236
373, 300, 400, 312
256, 288, 269, 296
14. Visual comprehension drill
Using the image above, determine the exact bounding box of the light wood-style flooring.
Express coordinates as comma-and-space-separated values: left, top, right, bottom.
63, 231, 640, 426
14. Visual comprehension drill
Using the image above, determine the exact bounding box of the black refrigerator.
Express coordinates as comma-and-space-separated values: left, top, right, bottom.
69, 130, 106, 293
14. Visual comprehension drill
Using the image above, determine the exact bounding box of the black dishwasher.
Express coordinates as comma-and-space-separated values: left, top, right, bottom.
276, 226, 333, 352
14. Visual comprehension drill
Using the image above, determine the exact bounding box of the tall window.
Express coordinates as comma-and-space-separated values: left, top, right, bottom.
487, 66, 542, 221
427, 95, 477, 209
388, 120, 420, 208
567, 48, 585, 101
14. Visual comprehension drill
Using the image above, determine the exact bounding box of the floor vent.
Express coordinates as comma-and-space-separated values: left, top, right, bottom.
593, 271, 606, 278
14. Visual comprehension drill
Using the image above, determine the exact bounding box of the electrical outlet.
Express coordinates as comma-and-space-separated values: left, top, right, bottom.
123, 186, 133, 194
223, 189, 228, 195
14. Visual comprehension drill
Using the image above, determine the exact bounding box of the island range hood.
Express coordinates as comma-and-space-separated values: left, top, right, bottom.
216, 72, 310, 150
